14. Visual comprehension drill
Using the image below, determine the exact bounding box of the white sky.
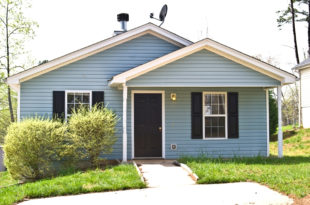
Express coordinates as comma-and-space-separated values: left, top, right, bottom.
25, 0, 308, 72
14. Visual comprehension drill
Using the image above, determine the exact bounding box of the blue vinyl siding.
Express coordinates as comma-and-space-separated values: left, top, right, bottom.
20, 34, 270, 159
20, 34, 180, 159
128, 87, 268, 158
127, 49, 280, 87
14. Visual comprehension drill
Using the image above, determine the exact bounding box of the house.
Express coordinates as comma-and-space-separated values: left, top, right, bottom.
6, 19, 296, 161
293, 58, 310, 128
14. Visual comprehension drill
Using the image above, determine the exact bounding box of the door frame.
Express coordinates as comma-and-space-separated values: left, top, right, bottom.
131, 90, 165, 159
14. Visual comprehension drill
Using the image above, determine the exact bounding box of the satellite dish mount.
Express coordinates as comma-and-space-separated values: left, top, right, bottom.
150, 4, 168, 27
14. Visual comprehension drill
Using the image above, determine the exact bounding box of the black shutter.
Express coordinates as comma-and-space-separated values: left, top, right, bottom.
53, 91, 65, 119
92, 91, 104, 108
228, 92, 239, 139
191, 92, 203, 139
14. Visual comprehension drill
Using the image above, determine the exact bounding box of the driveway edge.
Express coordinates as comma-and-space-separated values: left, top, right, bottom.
180, 163, 198, 182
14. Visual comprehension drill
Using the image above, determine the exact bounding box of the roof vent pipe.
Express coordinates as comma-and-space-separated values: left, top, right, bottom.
117, 13, 129, 31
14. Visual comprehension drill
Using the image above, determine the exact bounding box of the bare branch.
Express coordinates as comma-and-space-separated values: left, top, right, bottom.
8, 27, 26, 37
11, 65, 25, 70
0, 17, 6, 26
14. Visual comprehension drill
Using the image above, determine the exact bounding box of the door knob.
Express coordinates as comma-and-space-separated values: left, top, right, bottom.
158, 126, 162, 132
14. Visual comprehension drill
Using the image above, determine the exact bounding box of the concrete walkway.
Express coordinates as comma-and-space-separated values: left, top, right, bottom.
135, 160, 195, 187
20, 182, 293, 205
19, 160, 293, 205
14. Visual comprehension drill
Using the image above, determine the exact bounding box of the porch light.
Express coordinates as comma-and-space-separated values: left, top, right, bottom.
171, 93, 176, 101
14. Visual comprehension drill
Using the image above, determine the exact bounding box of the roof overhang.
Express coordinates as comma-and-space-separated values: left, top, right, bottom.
292, 57, 310, 71
110, 38, 297, 87
6, 23, 193, 92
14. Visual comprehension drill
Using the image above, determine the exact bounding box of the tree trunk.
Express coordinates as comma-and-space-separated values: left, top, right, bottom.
5, 1, 15, 122
7, 87, 14, 122
291, 0, 300, 63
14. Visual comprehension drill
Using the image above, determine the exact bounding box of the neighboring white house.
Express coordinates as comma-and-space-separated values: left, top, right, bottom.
293, 58, 310, 128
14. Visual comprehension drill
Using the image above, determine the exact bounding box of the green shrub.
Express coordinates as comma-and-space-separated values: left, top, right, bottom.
269, 90, 278, 136
68, 105, 117, 166
4, 118, 68, 181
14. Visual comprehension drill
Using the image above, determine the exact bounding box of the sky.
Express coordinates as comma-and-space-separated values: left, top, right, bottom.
24, 0, 308, 73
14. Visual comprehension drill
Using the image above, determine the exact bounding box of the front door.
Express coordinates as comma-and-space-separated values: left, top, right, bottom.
134, 93, 162, 158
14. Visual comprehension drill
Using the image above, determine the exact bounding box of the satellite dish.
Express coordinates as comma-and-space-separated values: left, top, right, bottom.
159, 5, 168, 22
150, 4, 168, 27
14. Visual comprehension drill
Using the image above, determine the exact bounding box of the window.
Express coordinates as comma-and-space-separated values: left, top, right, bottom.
65, 91, 91, 119
203, 92, 227, 139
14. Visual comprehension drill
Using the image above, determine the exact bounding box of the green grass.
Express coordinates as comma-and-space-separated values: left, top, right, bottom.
270, 127, 310, 156
181, 127, 310, 198
0, 164, 145, 205
180, 156, 310, 198
0, 172, 18, 188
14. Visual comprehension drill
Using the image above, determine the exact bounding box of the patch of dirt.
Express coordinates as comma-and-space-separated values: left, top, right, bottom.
292, 194, 310, 205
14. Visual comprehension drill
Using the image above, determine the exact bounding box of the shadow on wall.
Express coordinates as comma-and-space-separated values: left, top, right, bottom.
0, 146, 5, 172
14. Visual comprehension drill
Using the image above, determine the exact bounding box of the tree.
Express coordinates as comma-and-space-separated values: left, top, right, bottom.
277, 0, 300, 63
282, 85, 299, 126
0, 81, 16, 144
269, 90, 278, 136
0, 0, 38, 122
277, 0, 310, 57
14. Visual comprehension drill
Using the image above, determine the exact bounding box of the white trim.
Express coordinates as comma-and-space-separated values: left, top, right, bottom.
126, 84, 283, 88
202, 92, 228, 140
64, 90, 92, 121
277, 86, 283, 158
266, 89, 270, 157
131, 90, 165, 159
17, 85, 20, 122
110, 38, 296, 86
6, 23, 192, 88
122, 84, 128, 162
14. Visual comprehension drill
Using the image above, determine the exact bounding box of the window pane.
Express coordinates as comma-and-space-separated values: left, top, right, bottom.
205, 127, 211, 138
219, 94, 225, 104
83, 93, 90, 103
68, 94, 74, 103
75, 94, 83, 103
205, 105, 211, 115
205, 117, 225, 138
219, 104, 225, 114
75, 103, 81, 111
211, 117, 218, 126
219, 117, 225, 126
205, 94, 211, 106
212, 95, 219, 104
219, 126, 225, 137
205, 117, 211, 127
211, 127, 218, 137
67, 104, 74, 114
211, 105, 218, 115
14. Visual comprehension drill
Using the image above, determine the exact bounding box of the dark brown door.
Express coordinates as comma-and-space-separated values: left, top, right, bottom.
134, 93, 162, 158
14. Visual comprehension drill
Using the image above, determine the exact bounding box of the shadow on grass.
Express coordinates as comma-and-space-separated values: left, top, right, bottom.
179, 155, 310, 165
270, 129, 297, 142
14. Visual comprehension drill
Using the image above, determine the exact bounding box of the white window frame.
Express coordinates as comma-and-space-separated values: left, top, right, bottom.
202, 91, 228, 140
65, 90, 92, 120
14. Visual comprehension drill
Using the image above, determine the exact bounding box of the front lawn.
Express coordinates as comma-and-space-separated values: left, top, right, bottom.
180, 128, 310, 199
0, 164, 145, 205
180, 156, 310, 198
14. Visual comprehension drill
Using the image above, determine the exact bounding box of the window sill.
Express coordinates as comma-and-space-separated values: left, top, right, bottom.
203, 137, 228, 140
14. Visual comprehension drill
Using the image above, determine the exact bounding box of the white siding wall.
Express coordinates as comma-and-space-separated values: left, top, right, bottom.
301, 68, 310, 128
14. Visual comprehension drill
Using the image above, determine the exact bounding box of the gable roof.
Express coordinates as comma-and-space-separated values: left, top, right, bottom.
6, 23, 193, 91
110, 38, 296, 86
